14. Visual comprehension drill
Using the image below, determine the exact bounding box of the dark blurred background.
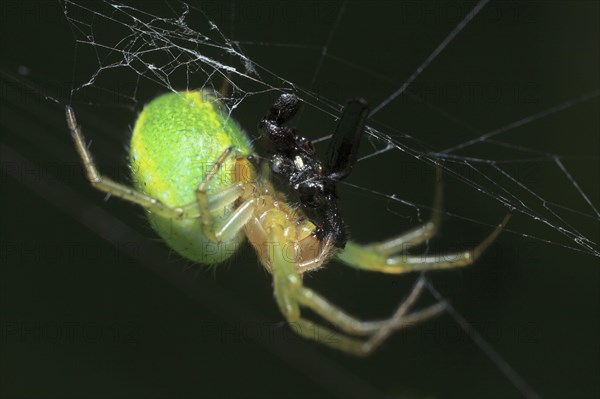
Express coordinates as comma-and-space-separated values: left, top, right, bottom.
1, 1, 598, 398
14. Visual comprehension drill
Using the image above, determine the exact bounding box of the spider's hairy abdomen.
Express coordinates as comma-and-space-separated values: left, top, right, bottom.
129, 91, 254, 264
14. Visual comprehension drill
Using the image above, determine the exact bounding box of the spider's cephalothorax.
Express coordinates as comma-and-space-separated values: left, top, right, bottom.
259, 94, 350, 248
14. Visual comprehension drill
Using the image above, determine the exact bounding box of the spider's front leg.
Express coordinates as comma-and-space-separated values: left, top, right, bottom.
337, 163, 511, 274
66, 106, 201, 219
70, 102, 257, 243
339, 213, 511, 274
195, 147, 260, 244
267, 225, 446, 356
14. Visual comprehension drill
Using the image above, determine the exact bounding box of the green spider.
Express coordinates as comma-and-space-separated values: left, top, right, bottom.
65, 90, 510, 356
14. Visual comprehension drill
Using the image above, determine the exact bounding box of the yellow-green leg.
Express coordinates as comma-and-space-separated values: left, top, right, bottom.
369, 165, 443, 255
338, 214, 511, 274
194, 147, 261, 243
336, 162, 511, 274
268, 225, 446, 356
66, 106, 203, 219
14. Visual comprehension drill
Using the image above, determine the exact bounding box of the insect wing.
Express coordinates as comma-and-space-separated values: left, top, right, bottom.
326, 98, 369, 180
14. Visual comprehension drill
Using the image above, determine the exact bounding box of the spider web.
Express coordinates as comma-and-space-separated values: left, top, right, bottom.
55, 0, 598, 397
63, 0, 599, 257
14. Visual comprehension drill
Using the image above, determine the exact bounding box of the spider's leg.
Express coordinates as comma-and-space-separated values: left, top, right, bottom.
219, 73, 232, 99
326, 98, 369, 180
66, 106, 203, 219
218, 69, 244, 100
366, 165, 443, 256
201, 196, 258, 243
295, 278, 446, 337
337, 213, 511, 274
268, 225, 445, 356
295, 233, 333, 273
195, 147, 257, 243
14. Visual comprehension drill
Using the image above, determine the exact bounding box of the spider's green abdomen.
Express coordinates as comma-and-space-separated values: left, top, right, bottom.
130, 91, 253, 264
